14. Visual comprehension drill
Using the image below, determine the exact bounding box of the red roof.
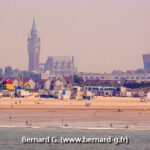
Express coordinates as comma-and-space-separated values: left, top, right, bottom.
6, 79, 13, 84
1, 78, 18, 82
64, 76, 74, 84
0, 78, 32, 84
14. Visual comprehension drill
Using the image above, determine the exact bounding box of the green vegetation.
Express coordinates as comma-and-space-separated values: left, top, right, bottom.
73, 74, 84, 86
123, 82, 150, 89
84, 82, 120, 87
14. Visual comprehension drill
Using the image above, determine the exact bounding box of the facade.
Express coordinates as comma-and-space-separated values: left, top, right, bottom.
50, 80, 64, 91
79, 72, 150, 82
36, 79, 51, 89
28, 19, 40, 72
41, 73, 63, 80
27, 20, 76, 74
13, 79, 19, 87
21, 78, 36, 90
27, 79, 36, 89
44, 56, 76, 74
143, 53, 150, 73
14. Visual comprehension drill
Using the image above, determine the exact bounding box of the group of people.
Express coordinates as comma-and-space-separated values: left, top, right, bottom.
85, 103, 91, 107
26, 121, 32, 127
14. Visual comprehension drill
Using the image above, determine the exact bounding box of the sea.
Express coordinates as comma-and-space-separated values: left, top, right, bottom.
0, 127, 150, 150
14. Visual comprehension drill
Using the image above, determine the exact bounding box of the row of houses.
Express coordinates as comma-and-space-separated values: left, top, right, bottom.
0, 77, 147, 99
0, 76, 74, 91
79, 72, 150, 82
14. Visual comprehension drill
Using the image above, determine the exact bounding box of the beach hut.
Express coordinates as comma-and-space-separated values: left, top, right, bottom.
6, 79, 14, 90
16, 86, 23, 89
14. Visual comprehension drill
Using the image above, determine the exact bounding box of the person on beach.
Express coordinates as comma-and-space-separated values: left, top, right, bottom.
61, 118, 63, 126
10, 116, 11, 120
26, 121, 28, 126
118, 109, 121, 112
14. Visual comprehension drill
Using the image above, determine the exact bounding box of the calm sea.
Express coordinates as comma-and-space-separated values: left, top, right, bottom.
0, 127, 150, 150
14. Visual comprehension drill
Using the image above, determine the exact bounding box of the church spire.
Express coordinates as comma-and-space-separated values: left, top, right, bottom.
30, 18, 37, 37
28, 18, 40, 72
32, 18, 36, 30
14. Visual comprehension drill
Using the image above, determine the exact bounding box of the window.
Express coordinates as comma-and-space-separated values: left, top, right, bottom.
100, 88, 103, 91
147, 77, 150, 79
136, 77, 140, 80
120, 77, 125, 80
90, 77, 94, 80
85, 77, 88, 80
131, 77, 135, 80
114, 77, 119, 80
96, 77, 99, 80
104, 88, 108, 91
101, 77, 104, 80
88, 87, 91, 91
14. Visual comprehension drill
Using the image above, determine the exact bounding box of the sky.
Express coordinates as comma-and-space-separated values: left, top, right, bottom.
0, 0, 150, 73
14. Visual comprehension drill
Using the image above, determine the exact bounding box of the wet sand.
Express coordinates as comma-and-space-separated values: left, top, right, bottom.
0, 96, 150, 129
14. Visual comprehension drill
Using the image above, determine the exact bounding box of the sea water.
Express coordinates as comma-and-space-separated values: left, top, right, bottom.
0, 127, 150, 150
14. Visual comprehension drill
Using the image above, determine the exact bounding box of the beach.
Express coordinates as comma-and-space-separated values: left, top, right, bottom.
0, 96, 150, 130
0, 96, 150, 150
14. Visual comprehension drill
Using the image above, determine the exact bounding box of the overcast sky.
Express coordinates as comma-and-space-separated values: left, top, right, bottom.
0, 0, 150, 73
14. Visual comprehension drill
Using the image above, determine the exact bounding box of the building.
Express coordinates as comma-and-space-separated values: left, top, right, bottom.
36, 79, 51, 90
28, 19, 40, 72
79, 72, 150, 82
43, 56, 76, 74
22, 78, 36, 90
50, 79, 65, 91
27, 19, 77, 74
143, 53, 150, 73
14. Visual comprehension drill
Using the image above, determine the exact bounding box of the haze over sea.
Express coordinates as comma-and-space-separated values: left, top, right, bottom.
0, 127, 150, 150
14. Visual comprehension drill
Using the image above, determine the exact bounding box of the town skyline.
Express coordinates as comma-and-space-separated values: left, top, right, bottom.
1, 0, 150, 73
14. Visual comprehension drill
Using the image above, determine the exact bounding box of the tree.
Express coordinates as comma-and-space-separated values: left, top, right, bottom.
4, 66, 12, 77
73, 74, 84, 86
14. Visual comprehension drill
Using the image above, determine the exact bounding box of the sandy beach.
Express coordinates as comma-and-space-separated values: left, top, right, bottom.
0, 96, 150, 130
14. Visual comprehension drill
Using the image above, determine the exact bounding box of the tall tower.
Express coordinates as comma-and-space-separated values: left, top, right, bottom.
143, 53, 150, 73
28, 19, 40, 72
